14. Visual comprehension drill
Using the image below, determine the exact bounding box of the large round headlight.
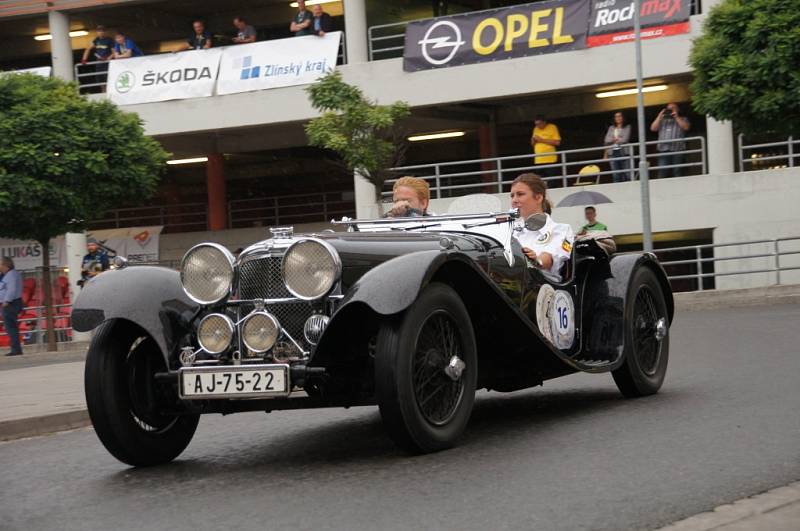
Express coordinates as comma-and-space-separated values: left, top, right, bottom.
181, 243, 235, 304
197, 313, 234, 354
282, 239, 341, 300
242, 312, 281, 353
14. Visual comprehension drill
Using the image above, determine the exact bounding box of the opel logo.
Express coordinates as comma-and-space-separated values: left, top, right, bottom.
418, 20, 465, 66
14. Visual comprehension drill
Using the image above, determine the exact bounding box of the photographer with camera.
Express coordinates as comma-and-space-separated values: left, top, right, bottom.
650, 102, 691, 178
79, 238, 110, 288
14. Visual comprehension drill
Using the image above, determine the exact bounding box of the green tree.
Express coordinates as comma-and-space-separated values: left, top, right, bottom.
690, 0, 800, 136
0, 73, 168, 350
305, 71, 410, 196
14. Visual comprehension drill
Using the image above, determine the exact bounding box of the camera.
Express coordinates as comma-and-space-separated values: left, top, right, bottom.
663, 108, 675, 118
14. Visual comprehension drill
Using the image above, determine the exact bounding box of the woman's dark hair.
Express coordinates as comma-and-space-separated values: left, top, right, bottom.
511, 173, 552, 214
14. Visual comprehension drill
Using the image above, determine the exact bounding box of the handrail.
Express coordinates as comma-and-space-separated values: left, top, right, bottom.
386, 136, 706, 198
738, 134, 798, 171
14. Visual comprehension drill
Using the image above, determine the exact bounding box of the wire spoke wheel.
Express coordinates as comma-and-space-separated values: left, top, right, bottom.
412, 311, 465, 426
633, 286, 662, 377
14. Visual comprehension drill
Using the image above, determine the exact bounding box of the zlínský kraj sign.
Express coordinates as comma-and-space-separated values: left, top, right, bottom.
403, 0, 589, 72
108, 48, 222, 105
587, 0, 691, 47
216, 32, 341, 95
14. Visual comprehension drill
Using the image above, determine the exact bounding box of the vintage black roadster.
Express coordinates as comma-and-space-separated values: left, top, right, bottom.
74, 209, 673, 466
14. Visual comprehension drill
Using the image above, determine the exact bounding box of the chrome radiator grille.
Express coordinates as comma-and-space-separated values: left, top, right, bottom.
236, 255, 312, 346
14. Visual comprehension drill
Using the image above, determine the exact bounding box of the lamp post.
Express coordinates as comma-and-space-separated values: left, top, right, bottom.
633, 0, 654, 252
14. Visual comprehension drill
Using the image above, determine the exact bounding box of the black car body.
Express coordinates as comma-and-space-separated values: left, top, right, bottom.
75, 210, 674, 466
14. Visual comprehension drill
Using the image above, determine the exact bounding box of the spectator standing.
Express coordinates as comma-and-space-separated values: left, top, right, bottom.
577, 206, 608, 236
0, 258, 24, 356
531, 115, 561, 179
232, 17, 257, 44
311, 4, 334, 37
604, 111, 633, 182
111, 32, 144, 59
186, 20, 213, 50
290, 0, 314, 37
80, 25, 114, 91
650, 102, 691, 178
79, 238, 110, 287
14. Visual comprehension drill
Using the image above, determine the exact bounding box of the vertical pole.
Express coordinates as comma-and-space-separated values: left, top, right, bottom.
561, 153, 567, 188
496, 159, 503, 193
206, 154, 227, 231
774, 239, 781, 285
48, 11, 74, 81
343, 0, 368, 64
434, 166, 441, 199
788, 136, 794, 167
634, 0, 653, 251
695, 246, 703, 291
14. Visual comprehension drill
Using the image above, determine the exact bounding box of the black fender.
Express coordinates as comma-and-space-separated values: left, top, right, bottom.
311, 250, 577, 387
72, 266, 199, 365
583, 252, 674, 370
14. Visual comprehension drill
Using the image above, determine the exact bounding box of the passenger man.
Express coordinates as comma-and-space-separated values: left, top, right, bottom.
385, 176, 434, 218
0, 258, 24, 356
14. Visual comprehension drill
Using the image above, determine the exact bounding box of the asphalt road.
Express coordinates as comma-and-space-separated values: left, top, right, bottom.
1, 304, 799, 531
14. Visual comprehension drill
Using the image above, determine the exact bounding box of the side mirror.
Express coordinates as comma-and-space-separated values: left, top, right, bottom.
525, 213, 548, 232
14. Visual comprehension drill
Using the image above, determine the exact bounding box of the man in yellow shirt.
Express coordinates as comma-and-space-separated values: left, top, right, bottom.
531, 115, 561, 178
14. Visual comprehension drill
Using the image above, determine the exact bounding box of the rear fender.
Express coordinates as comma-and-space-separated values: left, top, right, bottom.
72, 266, 199, 365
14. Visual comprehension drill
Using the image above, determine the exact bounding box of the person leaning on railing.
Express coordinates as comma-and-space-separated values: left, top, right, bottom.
185, 19, 213, 50
290, 0, 314, 37
80, 25, 114, 92
650, 102, 691, 179
0, 257, 24, 356
232, 17, 257, 44
111, 31, 144, 59
531, 115, 562, 179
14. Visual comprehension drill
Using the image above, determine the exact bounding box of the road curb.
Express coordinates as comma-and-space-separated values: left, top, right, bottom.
656, 481, 800, 531
0, 410, 90, 442
675, 284, 800, 311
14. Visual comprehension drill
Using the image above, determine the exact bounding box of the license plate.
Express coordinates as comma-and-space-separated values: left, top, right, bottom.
179, 364, 290, 399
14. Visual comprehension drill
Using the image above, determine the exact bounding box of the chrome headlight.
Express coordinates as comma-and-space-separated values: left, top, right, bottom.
197, 313, 234, 354
180, 243, 235, 304
281, 239, 341, 300
242, 312, 281, 353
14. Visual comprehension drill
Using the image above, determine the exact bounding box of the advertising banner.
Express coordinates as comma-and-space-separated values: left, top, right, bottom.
587, 0, 691, 47
0, 238, 64, 271
216, 32, 342, 95
87, 226, 163, 264
107, 49, 222, 105
403, 0, 589, 72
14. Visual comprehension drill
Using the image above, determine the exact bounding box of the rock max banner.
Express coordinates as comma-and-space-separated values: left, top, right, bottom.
403, 0, 589, 72
108, 48, 222, 105
587, 0, 691, 47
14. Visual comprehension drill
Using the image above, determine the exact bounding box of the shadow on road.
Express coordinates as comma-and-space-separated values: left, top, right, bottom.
102, 385, 665, 485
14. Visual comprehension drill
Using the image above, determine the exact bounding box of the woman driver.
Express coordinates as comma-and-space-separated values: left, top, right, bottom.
510, 173, 574, 283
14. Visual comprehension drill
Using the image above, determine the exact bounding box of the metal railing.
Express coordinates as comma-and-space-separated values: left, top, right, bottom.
657, 237, 800, 292
368, 2, 704, 61
75, 32, 348, 94
90, 202, 208, 231
738, 135, 798, 172
385, 136, 706, 199
0, 268, 73, 346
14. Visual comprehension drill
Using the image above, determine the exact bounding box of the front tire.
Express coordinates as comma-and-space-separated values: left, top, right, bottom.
85, 320, 199, 467
375, 282, 477, 453
612, 267, 670, 398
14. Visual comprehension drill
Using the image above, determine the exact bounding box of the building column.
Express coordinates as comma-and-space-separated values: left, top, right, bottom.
705, 116, 735, 175
354, 170, 380, 218
206, 154, 228, 231
48, 11, 74, 81
343, 0, 368, 63
65, 233, 89, 341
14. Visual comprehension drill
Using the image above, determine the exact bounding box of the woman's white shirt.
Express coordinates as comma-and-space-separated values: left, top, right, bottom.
513, 214, 574, 282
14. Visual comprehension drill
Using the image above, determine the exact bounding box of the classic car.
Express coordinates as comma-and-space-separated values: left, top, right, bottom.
74, 208, 674, 467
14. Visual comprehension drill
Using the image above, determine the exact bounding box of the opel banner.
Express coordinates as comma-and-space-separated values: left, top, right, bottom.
107, 49, 222, 105
587, 0, 691, 47
403, 0, 589, 72
217, 32, 341, 95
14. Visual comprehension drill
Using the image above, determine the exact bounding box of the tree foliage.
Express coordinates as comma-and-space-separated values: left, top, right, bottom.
0, 73, 169, 244
305, 71, 410, 192
690, 0, 800, 136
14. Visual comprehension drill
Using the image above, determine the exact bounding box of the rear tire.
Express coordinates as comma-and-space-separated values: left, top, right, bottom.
612, 267, 670, 398
375, 282, 477, 453
84, 320, 199, 467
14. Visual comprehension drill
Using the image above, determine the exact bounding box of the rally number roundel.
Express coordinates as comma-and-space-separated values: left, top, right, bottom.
550, 290, 575, 350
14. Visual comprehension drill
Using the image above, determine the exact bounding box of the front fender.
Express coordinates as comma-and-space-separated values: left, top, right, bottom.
72, 266, 199, 364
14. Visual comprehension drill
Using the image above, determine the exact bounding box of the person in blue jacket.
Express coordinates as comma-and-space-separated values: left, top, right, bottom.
111, 32, 144, 59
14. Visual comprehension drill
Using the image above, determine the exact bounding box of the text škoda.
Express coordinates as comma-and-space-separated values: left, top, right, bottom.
142, 67, 214, 87
472, 7, 575, 55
